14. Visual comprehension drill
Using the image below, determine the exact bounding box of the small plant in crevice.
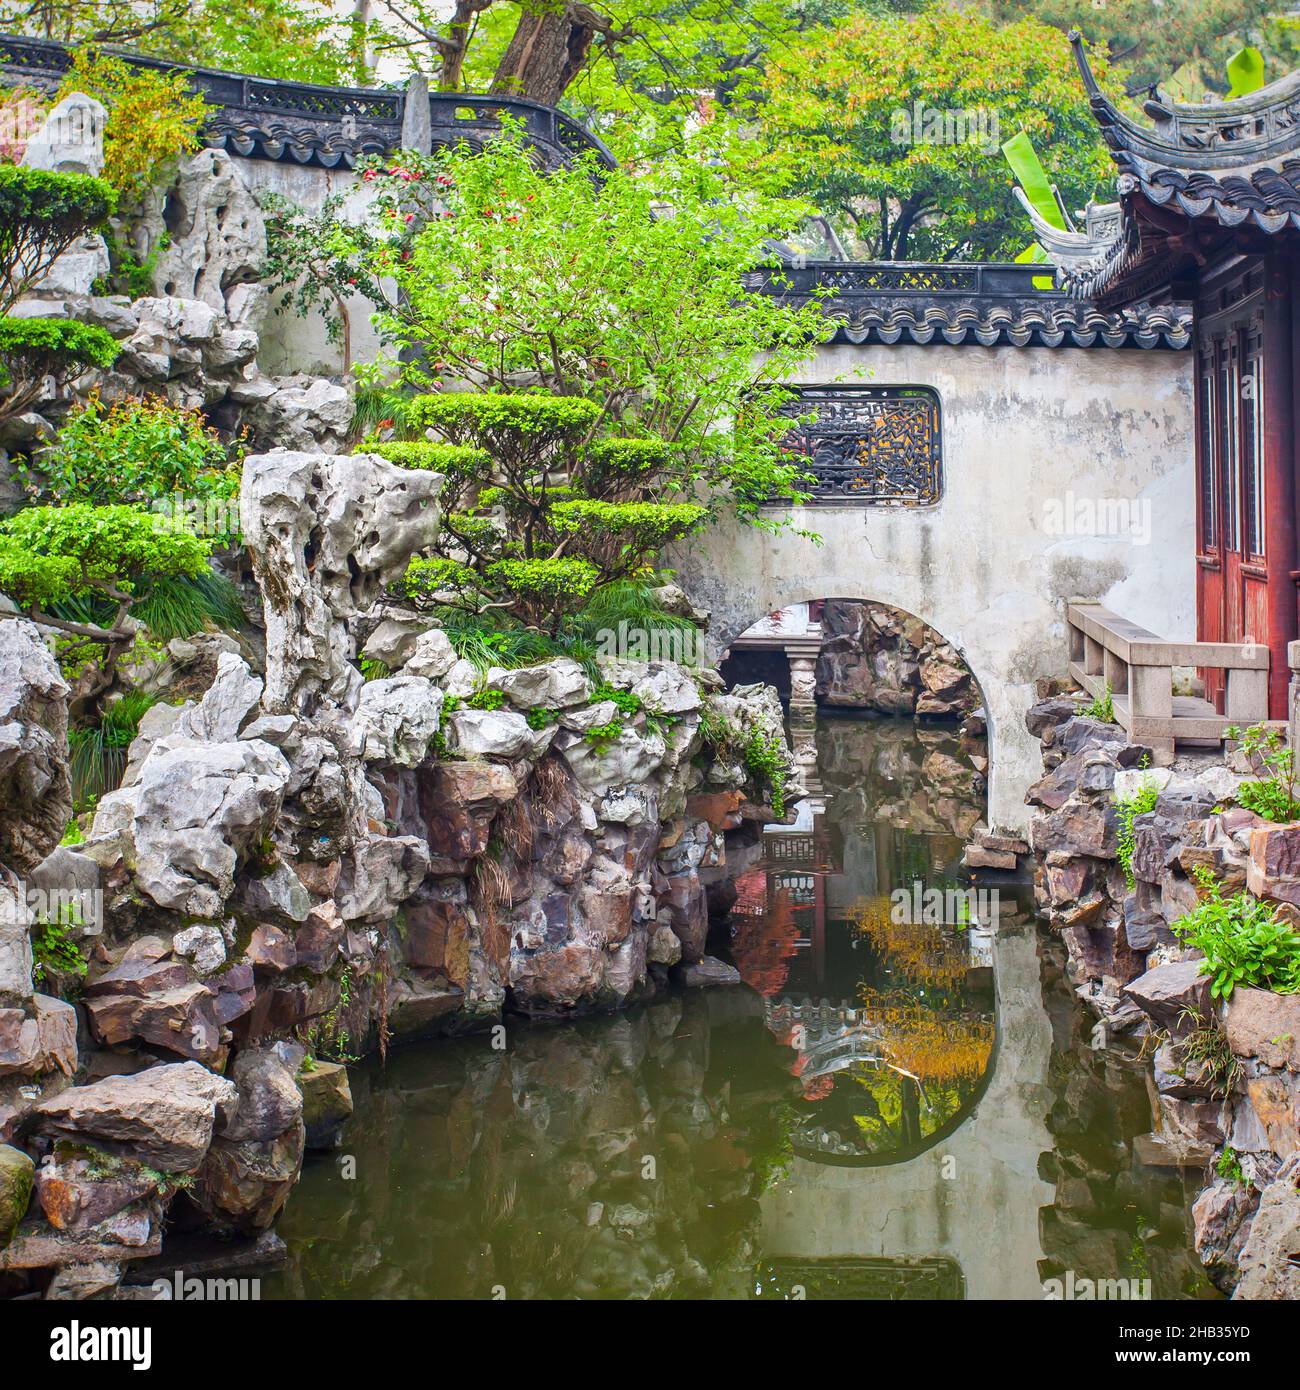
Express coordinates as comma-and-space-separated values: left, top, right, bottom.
1115, 775, 1160, 890
584, 719, 624, 752
744, 727, 788, 819
1228, 721, 1300, 824
30, 912, 88, 993
1172, 865, 1300, 1000
1174, 1005, 1243, 1100
1082, 681, 1115, 723
1216, 1145, 1246, 1187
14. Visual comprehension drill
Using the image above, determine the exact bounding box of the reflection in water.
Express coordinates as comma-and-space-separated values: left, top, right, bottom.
267, 714, 1207, 1300
730, 715, 997, 1163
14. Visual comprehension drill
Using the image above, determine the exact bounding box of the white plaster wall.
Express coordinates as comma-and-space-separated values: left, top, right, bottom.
237, 160, 386, 376
672, 343, 1196, 832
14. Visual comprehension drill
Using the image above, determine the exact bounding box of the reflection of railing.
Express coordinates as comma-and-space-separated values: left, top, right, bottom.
0, 32, 615, 170
1067, 602, 1271, 755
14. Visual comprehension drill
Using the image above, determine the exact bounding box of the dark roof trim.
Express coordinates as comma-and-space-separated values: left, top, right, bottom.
747, 262, 1192, 349
1069, 29, 1300, 175
0, 32, 614, 171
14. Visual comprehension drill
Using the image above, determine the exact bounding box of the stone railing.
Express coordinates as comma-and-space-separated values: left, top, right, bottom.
1067, 602, 1271, 756
0, 32, 615, 170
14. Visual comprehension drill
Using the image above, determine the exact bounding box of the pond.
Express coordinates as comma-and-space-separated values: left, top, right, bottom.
265, 713, 1215, 1300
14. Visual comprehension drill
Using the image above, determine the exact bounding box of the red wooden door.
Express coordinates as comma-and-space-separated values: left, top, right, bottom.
1196, 266, 1276, 713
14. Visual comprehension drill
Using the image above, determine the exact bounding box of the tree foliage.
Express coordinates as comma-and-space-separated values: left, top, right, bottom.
57, 48, 210, 197
0, 164, 115, 310
747, 7, 1114, 260
0, 315, 119, 422
0, 503, 210, 653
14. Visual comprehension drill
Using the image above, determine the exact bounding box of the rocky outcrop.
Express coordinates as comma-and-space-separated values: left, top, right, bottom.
1023, 692, 1300, 1298
0, 620, 73, 875
814, 599, 980, 718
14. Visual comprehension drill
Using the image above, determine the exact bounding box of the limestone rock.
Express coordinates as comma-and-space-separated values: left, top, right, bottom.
32, 1063, 238, 1171
1234, 1155, 1300, 1300
0, 619, 73, 874
147, 149, 265, 317
489, 658, 592, 710
402, 627, 458, 680
240, 449, 443, 713
354, 676, 443, 766
123, 738, 291, 917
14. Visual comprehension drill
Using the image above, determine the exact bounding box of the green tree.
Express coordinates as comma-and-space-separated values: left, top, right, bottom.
0, 503, 211, 696
340, 130, 829, 631
975, 0, 1281, 99
746, 7, 1113, 260
0, 164, 115, 310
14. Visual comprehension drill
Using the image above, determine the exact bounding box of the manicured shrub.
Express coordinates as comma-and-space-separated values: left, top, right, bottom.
0, 315, 119, 421
0, 164, 115, 308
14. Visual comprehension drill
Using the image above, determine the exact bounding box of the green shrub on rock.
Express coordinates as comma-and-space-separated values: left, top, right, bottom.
0, 164, 116, 310
0, 316, 119, 423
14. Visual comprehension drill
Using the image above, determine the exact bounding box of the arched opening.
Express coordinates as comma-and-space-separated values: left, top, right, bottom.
712, 597, 1020, 1166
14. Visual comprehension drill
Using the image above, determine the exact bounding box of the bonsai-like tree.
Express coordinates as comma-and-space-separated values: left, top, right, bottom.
0, 503, 211, 700
0, 164, 116, 310
0, 316, 119, 425
377, 394, 709, 635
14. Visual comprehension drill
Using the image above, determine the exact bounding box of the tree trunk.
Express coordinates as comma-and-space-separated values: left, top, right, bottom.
490, 5, 598, 105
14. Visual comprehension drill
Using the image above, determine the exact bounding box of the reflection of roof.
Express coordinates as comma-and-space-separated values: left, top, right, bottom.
1035, 32, 1300, 303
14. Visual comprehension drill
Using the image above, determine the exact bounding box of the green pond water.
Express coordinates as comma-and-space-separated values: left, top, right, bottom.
265, 714, 1215, 1300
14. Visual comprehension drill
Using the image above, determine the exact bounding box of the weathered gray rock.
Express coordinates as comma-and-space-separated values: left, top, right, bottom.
121, 738, 291, 917
445, 708, 539, 759
22, 92, 106, 177
402, 627, 458, 680
146, 148, 265, 318
354, 676, 443, 766
32, 1063, 238, 1171
1234, 1154, 1300, 1300
0, 620, 73, 874
246, 377, 352, 453
240, 450, 443, 713
1193, 1176, 1257, 1291
489, 658, 591, 710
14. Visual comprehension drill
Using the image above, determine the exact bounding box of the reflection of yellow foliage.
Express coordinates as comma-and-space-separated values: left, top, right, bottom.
852, 897, 970, 987
860, 987, 994, 1084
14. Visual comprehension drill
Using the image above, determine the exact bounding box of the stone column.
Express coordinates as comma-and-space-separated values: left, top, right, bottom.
788, 654, 818, 711
1289, 640, 1300, 755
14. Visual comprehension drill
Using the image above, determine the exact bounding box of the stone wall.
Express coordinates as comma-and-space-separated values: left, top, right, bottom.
1023, 695, 1300, 1298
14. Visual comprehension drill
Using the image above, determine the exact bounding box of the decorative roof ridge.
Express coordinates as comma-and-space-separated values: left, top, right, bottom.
1069, 28, 1300, 175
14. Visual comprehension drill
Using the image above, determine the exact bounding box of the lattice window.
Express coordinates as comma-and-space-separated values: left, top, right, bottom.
780, 386, 942, 506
